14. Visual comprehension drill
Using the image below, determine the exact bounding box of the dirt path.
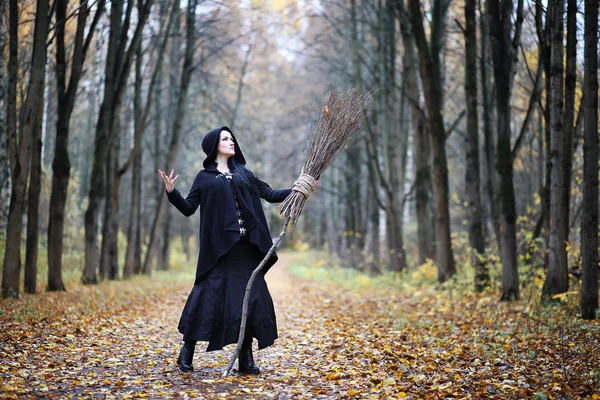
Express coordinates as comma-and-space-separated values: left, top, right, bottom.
1, 252, 598, 399
1, 253, 360, 399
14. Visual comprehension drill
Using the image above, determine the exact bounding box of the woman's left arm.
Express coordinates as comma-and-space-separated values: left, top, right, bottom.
252, 175, 292, 203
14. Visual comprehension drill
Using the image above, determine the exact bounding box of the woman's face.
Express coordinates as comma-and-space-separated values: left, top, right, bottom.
218, 130, 235, 158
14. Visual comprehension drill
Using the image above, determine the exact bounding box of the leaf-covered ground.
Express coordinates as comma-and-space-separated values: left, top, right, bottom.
1, 252, 599, 399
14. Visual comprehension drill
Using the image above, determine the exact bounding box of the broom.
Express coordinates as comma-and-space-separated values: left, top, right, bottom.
223, 86, 372, 377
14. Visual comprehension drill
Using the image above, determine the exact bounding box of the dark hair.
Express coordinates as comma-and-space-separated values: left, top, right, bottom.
228, 157, 252, 187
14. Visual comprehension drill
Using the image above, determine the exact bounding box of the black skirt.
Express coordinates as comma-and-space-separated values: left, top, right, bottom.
177, 235, 278, 351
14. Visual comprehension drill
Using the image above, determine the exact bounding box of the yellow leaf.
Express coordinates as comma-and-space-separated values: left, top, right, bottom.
382, 378, 396, 386
347, 389, 358, 396
398, 392, 407, 397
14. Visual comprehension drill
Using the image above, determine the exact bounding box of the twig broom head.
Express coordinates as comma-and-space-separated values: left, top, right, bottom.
279, 86, 373, 224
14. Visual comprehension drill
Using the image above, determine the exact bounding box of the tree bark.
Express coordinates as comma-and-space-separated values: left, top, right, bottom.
488, 0, 523, 301
99, 116, 121, 280
124, 38, 144, 279
2, 0, 49, 299
464, 0, 487, 291
559, 0, 576, 278
5, 0, 17, 187
24, 80, 45, 294
544, 0, 568, 302
0, 0, 9, 233
580, 0, 598, 320
533, 0, 552, 260
479, 0, 501, 250
408, 0, 455, 281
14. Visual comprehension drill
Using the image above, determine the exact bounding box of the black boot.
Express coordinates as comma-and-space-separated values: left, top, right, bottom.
238, 335, 260, 374
176, 341, 196, 372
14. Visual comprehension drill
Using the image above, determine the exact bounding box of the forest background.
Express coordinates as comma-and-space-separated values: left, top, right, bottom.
0, 0, 599, 315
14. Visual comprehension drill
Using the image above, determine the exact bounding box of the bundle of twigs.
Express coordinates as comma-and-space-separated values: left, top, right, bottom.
223, 86, 372, 377
279, 87, 373, 224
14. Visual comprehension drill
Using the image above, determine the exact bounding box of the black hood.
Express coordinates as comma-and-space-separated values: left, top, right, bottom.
201, 126, 246, 169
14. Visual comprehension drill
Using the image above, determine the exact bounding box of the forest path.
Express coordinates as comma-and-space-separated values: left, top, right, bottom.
1, 252, 598, 399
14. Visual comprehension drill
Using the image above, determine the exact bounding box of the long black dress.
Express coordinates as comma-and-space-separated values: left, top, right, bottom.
177, 172, 278, 351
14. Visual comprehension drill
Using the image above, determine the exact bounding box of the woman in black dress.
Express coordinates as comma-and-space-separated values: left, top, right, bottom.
159, 126, 292, 374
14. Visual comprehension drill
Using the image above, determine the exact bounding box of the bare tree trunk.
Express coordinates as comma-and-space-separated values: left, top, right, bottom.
580, 0, 598, 320
99, 115, 121, 280
408, 0, 455, 281
0, 0, 9, 233
48, 0, 103, 291
351, 0, 380, 271
397, 0, 435, 265
2, 0, 49, 299
24, 80, 45, 294
82, 0, 122, 285
124, 39, 144, 279
42, 68, 56, 169
544, 0, 568, 301
345, 4, 365, 269
83, 0, 154, 284
157, 0, 181, 272
479, 0, 500, 250
143, 0, 198, 274
396, 79, 410, 270
160, 206, 171, 270
533, 0, 552, 259
488, 0, 524, 301
378, 0, 404, 272
100, 136, 115, 280
560, 0, 576, 276
366, 155, 380, 272
345, 146, 364, 268
464, 0, 487, 291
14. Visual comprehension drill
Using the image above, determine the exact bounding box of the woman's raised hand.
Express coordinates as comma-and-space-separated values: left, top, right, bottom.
159, 169, 179, 193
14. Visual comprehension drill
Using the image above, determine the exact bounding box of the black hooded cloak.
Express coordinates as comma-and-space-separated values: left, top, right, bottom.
166, 126, 292, 285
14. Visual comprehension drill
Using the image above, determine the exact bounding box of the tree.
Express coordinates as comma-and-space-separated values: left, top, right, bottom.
464, 0, 487, 291
121, 0, 176, 277
408, 0, 456, 281
488, 0, 524, 300
351, 0, 381, 271
479, 0, 501, 251
580, 0, 598, 320
143, 0, 199, 274
2, 0, 49, 298
0, 0, 9, 231
47, 0, 105, 292
24, 77, 44, 294
396, 0, 435, 266
543, 0, 568, 302
82, 0, 154, 284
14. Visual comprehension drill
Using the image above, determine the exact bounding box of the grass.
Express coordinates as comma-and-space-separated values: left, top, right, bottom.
284, 248, 600, 339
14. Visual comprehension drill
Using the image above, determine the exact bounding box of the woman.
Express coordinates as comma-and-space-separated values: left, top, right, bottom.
159, 126, 292, 375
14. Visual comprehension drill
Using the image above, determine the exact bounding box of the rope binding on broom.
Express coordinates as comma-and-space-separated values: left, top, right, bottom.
292, 169, 318, 199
